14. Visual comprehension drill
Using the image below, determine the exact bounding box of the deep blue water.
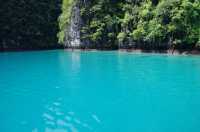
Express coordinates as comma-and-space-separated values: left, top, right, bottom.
0, 50, 200, 132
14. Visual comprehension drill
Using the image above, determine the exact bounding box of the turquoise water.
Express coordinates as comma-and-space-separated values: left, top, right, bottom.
0, 50, 200, 132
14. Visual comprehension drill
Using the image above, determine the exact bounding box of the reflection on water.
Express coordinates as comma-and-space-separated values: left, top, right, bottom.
71, 52, 81, 74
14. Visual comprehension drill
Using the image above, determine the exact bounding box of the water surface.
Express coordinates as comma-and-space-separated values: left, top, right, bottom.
0, 50, 200, 132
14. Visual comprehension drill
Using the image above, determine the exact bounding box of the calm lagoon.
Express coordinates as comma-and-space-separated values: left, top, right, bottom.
0, 50, 200, 132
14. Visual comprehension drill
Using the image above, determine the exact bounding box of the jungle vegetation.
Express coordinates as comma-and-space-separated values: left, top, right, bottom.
0, 0, 199, 51
0, 0, 61, 51
59, 0, 200, 50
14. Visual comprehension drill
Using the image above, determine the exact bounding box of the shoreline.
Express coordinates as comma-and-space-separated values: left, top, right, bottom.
120, 49, 200, 55
64, 48, 200, 55
1, 48, 200, 55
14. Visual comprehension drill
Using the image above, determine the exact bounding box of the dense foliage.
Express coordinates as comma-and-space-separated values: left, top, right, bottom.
0, 0, 61, 51
59, 0, 200, 50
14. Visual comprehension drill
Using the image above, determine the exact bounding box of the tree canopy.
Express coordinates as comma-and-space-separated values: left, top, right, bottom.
0, 0, 62, 51
0, 0, 199, 51
59, 0, 200, 50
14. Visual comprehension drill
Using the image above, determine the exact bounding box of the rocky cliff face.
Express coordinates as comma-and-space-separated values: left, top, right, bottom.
64, 1, 81, 48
